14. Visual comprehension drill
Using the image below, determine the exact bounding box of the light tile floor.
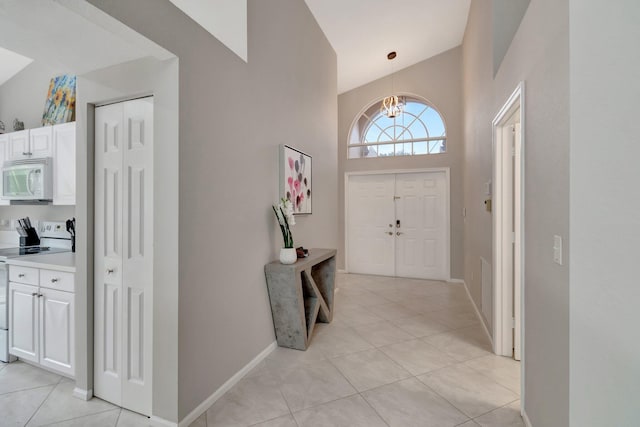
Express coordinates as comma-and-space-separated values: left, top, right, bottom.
204, 273, 523, 427
0, 273, 524, 426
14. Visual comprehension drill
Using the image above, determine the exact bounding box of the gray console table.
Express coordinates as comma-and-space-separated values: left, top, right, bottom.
264, 249, 336, 350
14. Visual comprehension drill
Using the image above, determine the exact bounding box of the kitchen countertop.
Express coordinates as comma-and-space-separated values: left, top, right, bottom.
6, 252, 76, 273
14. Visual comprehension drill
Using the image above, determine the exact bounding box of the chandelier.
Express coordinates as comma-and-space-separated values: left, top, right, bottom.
381, 51, 404, 118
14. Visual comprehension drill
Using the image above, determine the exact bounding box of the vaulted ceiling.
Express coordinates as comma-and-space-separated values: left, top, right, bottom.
304, 0, 471, 93
0, 1, 471, 96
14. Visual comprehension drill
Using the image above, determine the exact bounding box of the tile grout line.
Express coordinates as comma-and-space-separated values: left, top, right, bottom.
0, 382, 60, 397
23, 376, 63, 427
469, 397, 522, 422
114, 407, 123, 426
37, 408, 121, 427
358, 390, 391, 427
411, 373, 474, 423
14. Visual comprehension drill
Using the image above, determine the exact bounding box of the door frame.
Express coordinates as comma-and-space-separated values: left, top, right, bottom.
344, 167, 451, 280
492, 82, 525, 396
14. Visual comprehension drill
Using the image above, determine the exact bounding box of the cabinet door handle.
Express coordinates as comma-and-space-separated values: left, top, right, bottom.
22, 152, 32, 156
385, 231, 393, 235
18, 273, 25, 278
107, 269, 115, 274
31, 292, 38, 297
38, 294, 43, 298
51, 278, 59, 283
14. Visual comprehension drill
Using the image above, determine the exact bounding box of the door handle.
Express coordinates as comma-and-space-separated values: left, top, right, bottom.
396, 231, 403, 236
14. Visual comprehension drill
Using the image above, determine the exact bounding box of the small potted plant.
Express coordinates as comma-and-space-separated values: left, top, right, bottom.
272, 198, 297, 264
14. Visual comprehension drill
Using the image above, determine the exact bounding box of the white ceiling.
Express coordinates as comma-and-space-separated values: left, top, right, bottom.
0, 0, 173, 82
304, 0, 471, 93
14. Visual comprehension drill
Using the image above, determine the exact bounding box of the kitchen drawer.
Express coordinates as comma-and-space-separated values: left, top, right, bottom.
40, 269, 74, 293
9, 266, 39, 286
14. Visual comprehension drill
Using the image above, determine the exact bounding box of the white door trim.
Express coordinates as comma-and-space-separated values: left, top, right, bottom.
344, 167, 451, 280
492, 82, 525, 405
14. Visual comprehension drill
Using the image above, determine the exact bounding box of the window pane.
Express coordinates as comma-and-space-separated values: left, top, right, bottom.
428, 139, 446, 154
404, 101, 427, 116
423, 109, 445, 137
363, 125, 379, 143
395, 143, 411, 156
413, 141, 428, 155
408, 120, 428, 139
373, 115, 395, 141
364, 145, 378, 158
378, 144, 394, 157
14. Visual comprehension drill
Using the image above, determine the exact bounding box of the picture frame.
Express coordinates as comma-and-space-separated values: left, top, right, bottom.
280, 144, 312, 214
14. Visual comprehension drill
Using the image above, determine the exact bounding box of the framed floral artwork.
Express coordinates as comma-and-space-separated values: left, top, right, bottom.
280, 145, 312, 214
42, 74, 76, 126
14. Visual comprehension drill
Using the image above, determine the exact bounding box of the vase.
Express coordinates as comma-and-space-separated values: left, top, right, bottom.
280, 247, 297, 264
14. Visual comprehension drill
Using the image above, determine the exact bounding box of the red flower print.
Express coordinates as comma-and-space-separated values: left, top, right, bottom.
288, 157, 294, 170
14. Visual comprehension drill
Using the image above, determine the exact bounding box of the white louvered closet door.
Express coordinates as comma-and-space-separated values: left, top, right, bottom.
94, 97, 153, 416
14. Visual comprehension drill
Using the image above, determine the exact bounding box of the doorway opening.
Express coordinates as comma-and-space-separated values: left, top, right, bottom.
345, 168, 450, 281
492, 82, 525, 392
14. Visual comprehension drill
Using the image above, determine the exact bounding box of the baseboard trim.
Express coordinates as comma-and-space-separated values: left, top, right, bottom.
72, 387, 93, 401
447, 278, 465, 284
337, 269, 347, 274
178, 341, 278, 427
522, 409, 533, 427
461, 280, 494, 347
150, 416, 178, 427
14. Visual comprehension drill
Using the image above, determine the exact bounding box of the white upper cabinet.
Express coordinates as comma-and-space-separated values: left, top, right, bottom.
8, 127, 53, 161
29, 126, 54, 158
2, 124, 75, 205
0, 134, 9, 206
52, 123, 76, 205
7, 129, 30, 160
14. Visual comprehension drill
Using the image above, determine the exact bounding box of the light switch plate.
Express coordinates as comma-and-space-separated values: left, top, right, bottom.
553, 235, 563, 265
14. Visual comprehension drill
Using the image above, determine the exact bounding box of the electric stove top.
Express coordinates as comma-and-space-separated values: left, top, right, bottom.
0, 246, 70, 260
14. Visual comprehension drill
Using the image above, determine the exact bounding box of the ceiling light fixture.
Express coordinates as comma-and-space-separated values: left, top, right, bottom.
381, 51, 403, 118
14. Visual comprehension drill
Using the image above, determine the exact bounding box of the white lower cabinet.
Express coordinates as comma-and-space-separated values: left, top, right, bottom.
9, 267, 75, 377
8, 283, 39, 362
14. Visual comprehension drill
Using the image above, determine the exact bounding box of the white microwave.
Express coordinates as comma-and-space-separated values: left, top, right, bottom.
2, 158, 53, 202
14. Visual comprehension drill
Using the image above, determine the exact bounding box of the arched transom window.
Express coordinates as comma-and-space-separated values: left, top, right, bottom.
348, 96, 447, 159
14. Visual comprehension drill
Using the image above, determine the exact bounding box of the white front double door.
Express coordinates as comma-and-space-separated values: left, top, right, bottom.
347, 171, 449, 280
94, 97, 154, 416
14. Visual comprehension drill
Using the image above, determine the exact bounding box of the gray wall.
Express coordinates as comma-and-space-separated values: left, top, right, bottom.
338, 47, 464, 279
87, 0, 337, 421
462, 0, 569, 425
570, 1, 640, 425
0, 61, 59, 130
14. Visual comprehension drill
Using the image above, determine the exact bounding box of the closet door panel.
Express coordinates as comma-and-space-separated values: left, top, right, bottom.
121, 98, 153, 415
94, 103, 124, 407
